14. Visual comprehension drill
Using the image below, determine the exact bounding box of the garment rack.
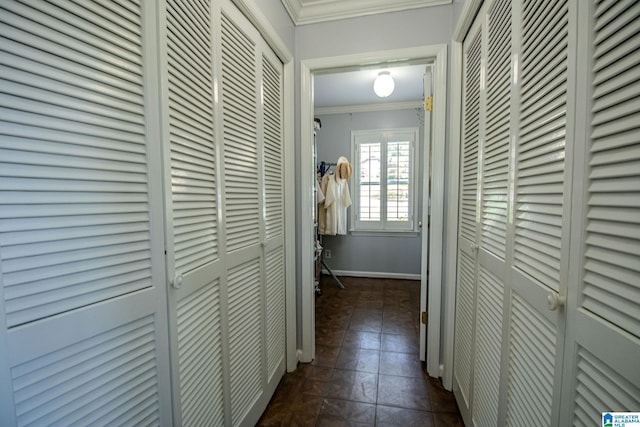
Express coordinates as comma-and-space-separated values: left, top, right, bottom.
317, 161, 336, 177
317, 161, 344, 289
314, 124, 345, 292
318, 235, 344, 289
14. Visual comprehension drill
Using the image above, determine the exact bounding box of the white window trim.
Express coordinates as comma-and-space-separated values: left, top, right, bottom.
350, 127, 420, 234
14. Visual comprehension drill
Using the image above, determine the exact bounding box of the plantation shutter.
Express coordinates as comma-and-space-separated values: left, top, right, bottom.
453, 18, 482, 416
0, 0, 172, 424
161, 0, 225, 425
357, 141, 382, 223
564, 1, 640, 425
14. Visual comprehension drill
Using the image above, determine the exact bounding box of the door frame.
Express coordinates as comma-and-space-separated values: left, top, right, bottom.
300, 45, 448, 378
420, 68, 433, 362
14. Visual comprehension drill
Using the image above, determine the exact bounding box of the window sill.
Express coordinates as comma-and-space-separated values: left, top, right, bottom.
349, 229, 420, 238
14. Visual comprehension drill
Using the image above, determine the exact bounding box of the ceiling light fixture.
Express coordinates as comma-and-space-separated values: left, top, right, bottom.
373, 71, 394, 98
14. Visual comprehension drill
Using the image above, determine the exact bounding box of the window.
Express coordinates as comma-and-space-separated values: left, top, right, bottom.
351, 128, 419, 232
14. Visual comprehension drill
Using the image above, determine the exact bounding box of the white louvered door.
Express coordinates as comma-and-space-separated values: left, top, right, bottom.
160, 0, 287, 425
453, 14, 482, 420
217, 3, 287, 424
0, 0, 286, 425
561, 1, 640, 425
455, 0, 639, 426
504, 0, 572, 425
472, 0, 511, 425
218, 5, 264, 426
0, 1, 173, 425
160, 0, 225, 425
262, 47, 287, 387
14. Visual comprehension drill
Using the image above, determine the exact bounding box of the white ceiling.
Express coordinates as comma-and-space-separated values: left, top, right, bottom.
281, 0, 451, 25
314, 64, 428, 111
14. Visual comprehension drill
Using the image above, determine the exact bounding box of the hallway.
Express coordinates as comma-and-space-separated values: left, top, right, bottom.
258, 277, 463, 426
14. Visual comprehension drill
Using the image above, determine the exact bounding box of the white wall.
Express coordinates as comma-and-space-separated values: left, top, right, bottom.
316, 110, 424, 276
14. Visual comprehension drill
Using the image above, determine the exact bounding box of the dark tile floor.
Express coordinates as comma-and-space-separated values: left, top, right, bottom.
258, 276, 464, 426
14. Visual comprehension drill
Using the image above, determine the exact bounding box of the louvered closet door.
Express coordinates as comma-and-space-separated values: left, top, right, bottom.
219, 5, 263, 426
471, 0, 512, 425
216, 1, 286, 425
262, 47, 286, 386
160, 0, 286, 425
0, 1, 172, 425
161, 0, 225, 425
453, 15, 483, 420
563, 1, 640, 425
505, 0, 572, 425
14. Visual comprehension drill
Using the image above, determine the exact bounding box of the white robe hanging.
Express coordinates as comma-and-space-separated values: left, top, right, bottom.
319, 173, 351, 235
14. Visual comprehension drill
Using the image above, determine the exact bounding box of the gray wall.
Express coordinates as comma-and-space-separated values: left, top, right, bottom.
295, 5, 455, 59
252, 0, 295, 52
251, 0, 465, 349
316, 110, 425, 276
291, 2, 463, 348
293, 2, 461, 280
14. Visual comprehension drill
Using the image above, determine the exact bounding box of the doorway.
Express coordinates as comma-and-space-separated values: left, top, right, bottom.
299, 45, 449, 379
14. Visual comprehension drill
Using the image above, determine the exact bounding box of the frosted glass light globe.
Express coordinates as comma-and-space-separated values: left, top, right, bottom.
374, 71, 395, 98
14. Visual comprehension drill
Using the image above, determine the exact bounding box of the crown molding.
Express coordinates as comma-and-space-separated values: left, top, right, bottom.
281, 0, 452, 25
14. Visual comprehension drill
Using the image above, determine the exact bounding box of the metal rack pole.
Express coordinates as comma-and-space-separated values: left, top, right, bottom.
321, 258, 345, 289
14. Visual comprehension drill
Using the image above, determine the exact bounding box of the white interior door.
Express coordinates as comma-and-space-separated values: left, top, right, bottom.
161, 0, 287, 425
160, 0, 225, 425
503, 1, 572, 424
176, 1, 285, 425
420, 68, 432, 363
454, 1, 573, 425
261, 45, 288, 389
561, 1, 640, 424
453, 14, 482, 421
453, 1, 639, 425
0, 1, 173, 424
470, 0, 511, 425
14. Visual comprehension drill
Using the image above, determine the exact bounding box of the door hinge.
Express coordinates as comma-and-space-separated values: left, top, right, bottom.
421, 311, 427, 325
424, 96, 433, 112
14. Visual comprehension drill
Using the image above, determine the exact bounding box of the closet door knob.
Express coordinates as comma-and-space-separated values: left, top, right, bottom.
173, 273, 183, 289
471, 243, 479, 252
547, 292, 565, 311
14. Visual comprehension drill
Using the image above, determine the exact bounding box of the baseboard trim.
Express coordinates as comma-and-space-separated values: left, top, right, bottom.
321, 269, 421, 281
